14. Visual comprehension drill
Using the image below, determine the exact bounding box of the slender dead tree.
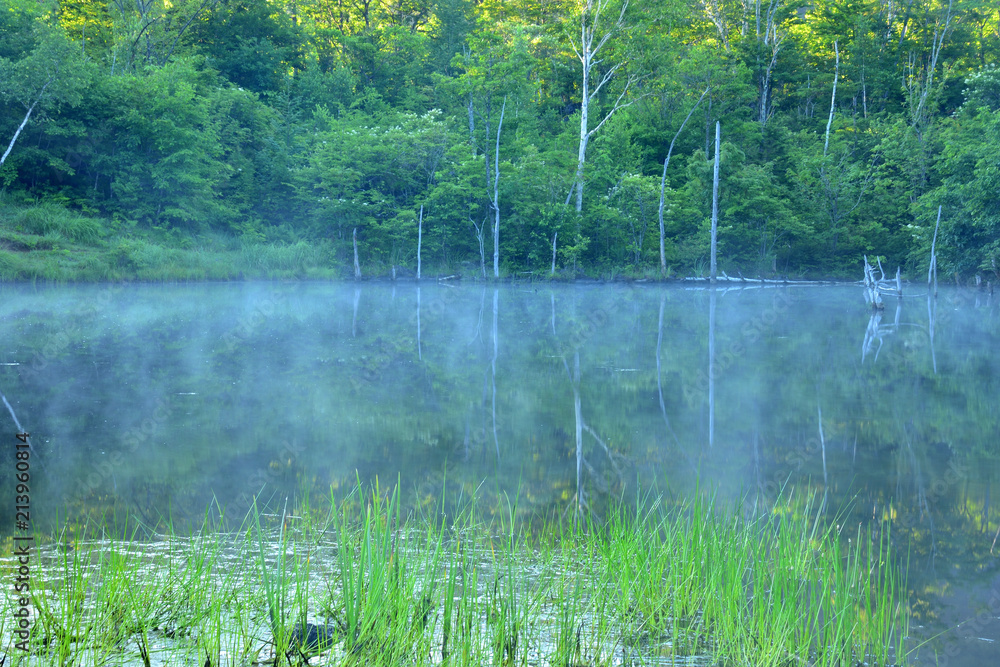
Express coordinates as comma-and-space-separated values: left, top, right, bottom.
551, 232, 558, 276
658, 87, 710, 275
751, 0, 787, 126
929, 205, 941, 295
491, 97, 506, 279
824, 41, 839, 158
160, 0, 222, 65
905, 0, 954, 190
417, 204, 423, 280
710, 121, 721, 282
566, 0, 642, 212
1, 76, 54, 167
906, 0, 954, 130
470, 216, 487, 278
352, 228, 361, 279
701, 0, 730, 51
703, 0, 786, 124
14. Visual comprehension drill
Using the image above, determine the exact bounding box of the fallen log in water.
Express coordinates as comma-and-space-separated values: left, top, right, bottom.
862, 255, 904, 308
682, 273, 822, 285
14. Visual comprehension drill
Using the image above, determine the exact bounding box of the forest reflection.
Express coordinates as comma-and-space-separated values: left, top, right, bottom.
0, 281, 998, 663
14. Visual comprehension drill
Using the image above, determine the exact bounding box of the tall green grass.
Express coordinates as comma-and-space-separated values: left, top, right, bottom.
0, 196, 341, 281
1, 199, 104, 243
1, 484, 909, 666
238, 240, 324, 276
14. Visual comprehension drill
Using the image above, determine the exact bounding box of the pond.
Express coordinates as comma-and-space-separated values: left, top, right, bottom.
1, 281, 998, 665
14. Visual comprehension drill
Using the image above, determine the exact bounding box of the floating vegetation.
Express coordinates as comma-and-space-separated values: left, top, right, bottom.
0, 484, 908, 666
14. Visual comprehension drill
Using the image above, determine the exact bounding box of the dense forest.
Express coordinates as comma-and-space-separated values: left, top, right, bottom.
1, 0, 998, 279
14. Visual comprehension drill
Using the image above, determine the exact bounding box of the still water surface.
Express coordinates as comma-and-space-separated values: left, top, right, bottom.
1, 281, 998, 665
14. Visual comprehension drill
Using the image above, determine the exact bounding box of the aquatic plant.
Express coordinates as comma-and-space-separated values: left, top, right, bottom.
0, 484, 908, 667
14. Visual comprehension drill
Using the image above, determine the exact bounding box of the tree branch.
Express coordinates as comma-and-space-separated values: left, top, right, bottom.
161, 0, 222, 65
1, 76, 54, 167
586, 73, 641, 140
589, 61, 623, 101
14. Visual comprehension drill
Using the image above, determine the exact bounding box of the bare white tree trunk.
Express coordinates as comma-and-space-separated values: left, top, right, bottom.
929, 205, 941, 294
700, 0, 730, 51
753, 0, 786, 126
905, 0, 954, 191
1, 77, 53, 167
417, 204, 423, 280
352, 228, 361, 279
492, 97, 506, 279
906, 0, 954, 129
710, 121, 721, 283
659, 87, 710, 275
824, 41, 839, 158
551, 232, 558, 276
567, 0, 640, 212
573, 112, 589, 212
471, 216, 486, 277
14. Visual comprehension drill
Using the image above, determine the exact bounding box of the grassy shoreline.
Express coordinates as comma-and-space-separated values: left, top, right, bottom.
1, 483, 908, 666
0, 198, 342, 282
1, 200, 871, 284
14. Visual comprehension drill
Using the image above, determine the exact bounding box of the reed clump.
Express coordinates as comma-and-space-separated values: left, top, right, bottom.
0, 485, 908, 666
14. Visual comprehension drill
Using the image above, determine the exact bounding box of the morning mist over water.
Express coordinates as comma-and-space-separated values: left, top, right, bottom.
1, 281, 999, 663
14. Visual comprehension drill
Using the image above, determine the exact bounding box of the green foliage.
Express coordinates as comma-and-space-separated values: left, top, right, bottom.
189, 0, 306, 93
0, 7, 89, 174
962, 64, 1000, 113
925, 107, 1000, 275
1, 0, 998, 279
103, 61, 231, 229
